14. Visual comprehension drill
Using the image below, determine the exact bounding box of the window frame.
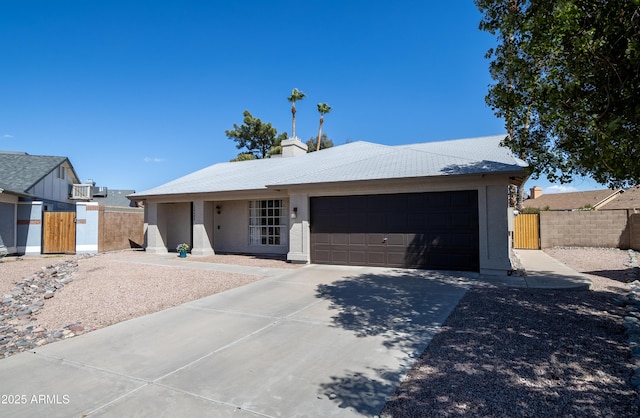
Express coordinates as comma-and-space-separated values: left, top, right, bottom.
248, 199, 286, 246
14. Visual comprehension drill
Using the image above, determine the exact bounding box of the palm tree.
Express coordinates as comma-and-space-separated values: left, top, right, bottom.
287, 88, 306, 139
316, 103, 332, 151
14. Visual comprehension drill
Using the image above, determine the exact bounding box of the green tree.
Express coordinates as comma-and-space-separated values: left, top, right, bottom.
266, 132, 289, 157
287, 88, 306, 139
306, 134, 334, 152
230, 153, 257, 162
315, 102, 332, 151
476, 0, 640, 188
225, 110, 283, 159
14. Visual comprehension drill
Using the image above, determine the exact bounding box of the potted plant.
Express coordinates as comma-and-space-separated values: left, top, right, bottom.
176, 243, 189, 258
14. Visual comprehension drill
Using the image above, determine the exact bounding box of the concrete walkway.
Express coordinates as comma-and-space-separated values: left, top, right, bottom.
510, 249, 592, 290
0, 251, 589, 417
0, 263, 475, 417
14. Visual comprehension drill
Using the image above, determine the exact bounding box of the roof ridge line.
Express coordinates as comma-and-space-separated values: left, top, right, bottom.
269, 144, 400, 186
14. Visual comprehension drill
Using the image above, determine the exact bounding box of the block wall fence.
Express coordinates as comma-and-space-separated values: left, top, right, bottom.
539, 210, 639, 251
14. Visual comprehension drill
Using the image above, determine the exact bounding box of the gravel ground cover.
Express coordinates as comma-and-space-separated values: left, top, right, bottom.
0, 250, 295, 357
2, 247, 639, 416
382, 247, 640, 417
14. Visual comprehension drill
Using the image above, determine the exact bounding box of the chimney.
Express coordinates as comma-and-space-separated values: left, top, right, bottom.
530, 186, 542, 199
281, 137, 308, 157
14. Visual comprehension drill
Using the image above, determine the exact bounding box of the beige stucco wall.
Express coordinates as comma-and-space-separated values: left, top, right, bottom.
142, 173, 517, 274
213, 200, 245, 253
214, 199, 289, 255
164, 202, 191, 251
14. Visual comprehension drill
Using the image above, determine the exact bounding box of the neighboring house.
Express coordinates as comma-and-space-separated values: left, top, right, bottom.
597, 186, 640, 211
91, 188, 140, 207
0, 151, 82, 254
522, 186, 637, 211
523, 186, 621, 211
130, 135, 528, 275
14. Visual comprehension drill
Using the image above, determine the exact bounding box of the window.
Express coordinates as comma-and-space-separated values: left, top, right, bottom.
249, 200, 285, 245
57, 165, 66, 180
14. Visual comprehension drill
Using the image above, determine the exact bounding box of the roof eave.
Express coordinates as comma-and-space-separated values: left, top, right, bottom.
0, 187, 37, 199
267, 168, 531, 190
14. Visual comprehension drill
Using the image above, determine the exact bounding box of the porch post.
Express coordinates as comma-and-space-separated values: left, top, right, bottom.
145, 201, 168, 254
287, 193, 310, 263
191, 199, 214, 256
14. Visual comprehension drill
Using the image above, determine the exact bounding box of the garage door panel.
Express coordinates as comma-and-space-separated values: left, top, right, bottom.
427, 193, 450, 208
310, 191, 479, 271
331, 250, 348, 264
366, 234, 386, 246
365, 213, 387, 229
349, 234, 365, 245
454, 233, 477, 249
349, 251, 366, 264
451, 213, 475, 227
366, 251, 387, 266
347, 214, 368, 232
407, 194, 427, 209
407, 213, 427, 229
331, 234, 348, 245
386, 252, 406, 267
314, 249, 330, 264
385, 234, 405, 246
313, 233, 330, 245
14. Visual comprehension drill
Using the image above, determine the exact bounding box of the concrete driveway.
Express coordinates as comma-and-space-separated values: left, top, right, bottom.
0, 264, 474, 417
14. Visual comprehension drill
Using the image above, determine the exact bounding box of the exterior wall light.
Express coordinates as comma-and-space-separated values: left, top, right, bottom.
291, 207, 298, 219
216, 205, 222, 214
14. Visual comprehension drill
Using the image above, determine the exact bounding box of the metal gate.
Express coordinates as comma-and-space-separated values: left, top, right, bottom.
43, 212, 76, 254
514, 213, 540, 249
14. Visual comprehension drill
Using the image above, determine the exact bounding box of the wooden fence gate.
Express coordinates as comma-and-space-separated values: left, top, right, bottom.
43, 212, 76, 254
514, 213, 540, 249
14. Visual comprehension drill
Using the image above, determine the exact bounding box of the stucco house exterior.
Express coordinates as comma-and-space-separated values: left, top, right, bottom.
130, 135, 528, 275
0, 151, 81, 254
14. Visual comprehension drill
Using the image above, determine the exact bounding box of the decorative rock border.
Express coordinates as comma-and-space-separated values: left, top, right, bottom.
0, 258, 91, 358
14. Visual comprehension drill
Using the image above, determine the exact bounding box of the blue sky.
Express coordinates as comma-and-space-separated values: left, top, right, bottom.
0, 0, 605, 194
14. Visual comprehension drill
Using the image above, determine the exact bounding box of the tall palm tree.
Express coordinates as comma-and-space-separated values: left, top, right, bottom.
287, 88, 306, 139
316, 103, 332, 151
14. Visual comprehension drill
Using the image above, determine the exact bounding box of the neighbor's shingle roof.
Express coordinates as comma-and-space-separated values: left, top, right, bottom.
131, 135, 528, 198
599, 186, 640, 210
92, 189, 138, 207
522, 189, 622, 211
0, 151, 76, 195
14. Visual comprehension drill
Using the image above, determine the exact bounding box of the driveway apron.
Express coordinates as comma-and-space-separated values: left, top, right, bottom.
0, 264, 472, 417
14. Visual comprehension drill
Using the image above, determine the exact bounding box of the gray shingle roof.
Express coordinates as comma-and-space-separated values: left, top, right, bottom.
131, 135, 527, 198
0, 152, 73, 195
92, 189, 138, 207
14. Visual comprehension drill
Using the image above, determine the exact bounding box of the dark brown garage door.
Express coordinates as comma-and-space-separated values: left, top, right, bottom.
310, 191, 479, 271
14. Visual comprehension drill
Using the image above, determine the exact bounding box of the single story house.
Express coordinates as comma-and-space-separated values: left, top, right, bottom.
129, 135, 528, 275
523, 186, 624, 211
523, 186, 640, 211
596, 186, 640, 211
